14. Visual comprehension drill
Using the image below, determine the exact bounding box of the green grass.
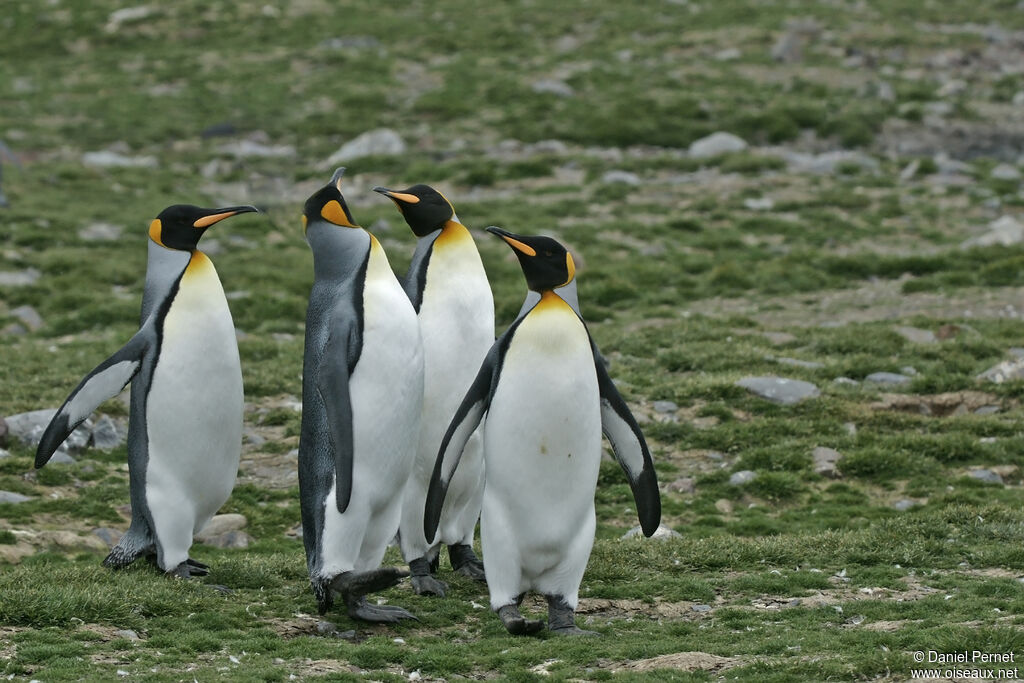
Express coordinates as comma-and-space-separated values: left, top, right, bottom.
3, 0, 1024, 680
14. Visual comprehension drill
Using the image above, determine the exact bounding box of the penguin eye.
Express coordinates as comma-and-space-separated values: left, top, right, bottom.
544, 250, 554, 257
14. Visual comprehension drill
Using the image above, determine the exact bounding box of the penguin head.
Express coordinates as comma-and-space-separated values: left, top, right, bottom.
149, 204, 258, 251
372, 184, 454, 237
302, 167, 361, 234
487, 227, 576, 292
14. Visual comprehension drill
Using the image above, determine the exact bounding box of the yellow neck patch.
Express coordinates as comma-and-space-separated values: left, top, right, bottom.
149, 219, 166, 247
435, 220, 471, 249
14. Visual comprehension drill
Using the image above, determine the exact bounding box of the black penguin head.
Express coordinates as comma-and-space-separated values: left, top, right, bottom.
149, 204, 258, 251
487, 227, 576, 292
372, 184, 454, 237
303, 167, 361, 233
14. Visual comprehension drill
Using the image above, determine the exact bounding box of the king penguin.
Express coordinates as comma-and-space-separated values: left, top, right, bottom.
299, 168, 424, 622
424, 228, 661, 636
36, 203, 257, 577
372, 183, 493, 596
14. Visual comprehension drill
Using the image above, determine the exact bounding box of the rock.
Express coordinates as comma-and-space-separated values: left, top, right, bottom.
666, 477, 695, 494
325, 129, 405, 164
812, 447, 843, 478
977, 357, 1024, 384
729, 470, 757, 486
974, 405, 1000, 415
92, 527, 123, 547
771, 18, 821, 63
105, 6, 156, 32
217, 140, 296, 159
1014, 91, 1024, 107
893, 326, 936, 344
736, 376, 820, 405
5, 409, 57, 444
899, 159, 920, 181
531, 79, 575, 97
991, 163, 1021, 181
689, 132, 747, 158
652, 400, 678, 414
37, 530, 108, 552
743, 197, 774, 211
691, 604, 712, 613
714, 48, 741, 61
0, 491, 33, 504
778, 150, 879, 175
48, 451, 76, 465
961, 215, 1024, 249
91, 415, 126, 450
316, 621, 337, 635
621, 524, 681, 540
892, 499, 917, 511
936, 79, 967, 98
82, 151, 158, 168
0, 268, 41, 286
78, 222, 123, 241
201, 530, 252, 549
876, 81, 896, 102
968, 469, 1003, 485
10, 305, 42, 332
196, 513, 247, 541
0, 543, 36, 564
714, 498, 734, 514
900, 366, 918, 377
602, 170, 640, 185
0, 448, 8, 459
864, 372, 912, 386
114, 629, 140, 641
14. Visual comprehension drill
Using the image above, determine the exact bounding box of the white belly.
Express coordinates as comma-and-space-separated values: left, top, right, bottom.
482, 298, 601, 579
145, 252, 242, 547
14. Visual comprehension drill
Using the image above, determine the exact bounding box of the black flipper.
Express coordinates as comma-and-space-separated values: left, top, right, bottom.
317, 322, 356, 514
36, 331, 149, 468
424, 343, 502, 543
590, 337, 661, 536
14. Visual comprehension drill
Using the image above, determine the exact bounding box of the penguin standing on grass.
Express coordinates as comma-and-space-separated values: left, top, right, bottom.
425, 228, 661, 635
372, 183, 493, 596
36, 203, 257, 577
298, 168, 424, 622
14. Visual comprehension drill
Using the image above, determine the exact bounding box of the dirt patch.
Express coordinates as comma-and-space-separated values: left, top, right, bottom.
613, 651, 741, 673
576, 598, 703, 620
870, 391, 1005, 417
862, 619, 920, 632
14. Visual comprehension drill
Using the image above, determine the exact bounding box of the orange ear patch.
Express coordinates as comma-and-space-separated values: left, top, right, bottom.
321, 200, 357, 227
148, 219, 165, 247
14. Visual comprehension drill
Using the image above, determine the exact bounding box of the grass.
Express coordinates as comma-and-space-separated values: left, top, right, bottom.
2, 0, 1024, 680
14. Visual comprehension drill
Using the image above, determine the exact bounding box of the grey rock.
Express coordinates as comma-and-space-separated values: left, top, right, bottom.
48, 451, 75, 465
91, 415, 126, 451
876, 81, 896, 102
620, 524, 682, 540
900, 366, 918, 377
652, 400, 678, 414
0, 491, 33, 504
736, 376, 820, 405
316, 621, 337, 635
743, 197, 774, 211
968, 469, 1004, 485
10, 305, 41, 331
691, 604, 712, 613
962, 215, 1024, 249
1014, 91, 1024, 107
892, 499, 917, 511
779, 150, 879, 175
325, 129, 405, 164
865, 372, 912, 386
217, 140, 296, 159
531, 79, 575, 97
833, 377, 860, 386
714, 48, 741, 61
893, 326, 936, 344
689, 132, 747, 158
666, 477, 695, 494
899, 159, 920, 181
0, 268, 41, 286
602, 170, 641, 185
974, 405, 1000, 415
78, 222, 123, 241
242, 428, 266, 448
82, 151, 158, 169
771, 19, 821, 63
924, 101, 953, 118
196, 513, 247, 541
0, 448, 9, 459
105, 6, 155, 32
6, 409, 57, 444
114, 629, 140, 641
92, 527, 123, 547
337, 630, 357, 641
729, 470, 757, 486
201, 530, 252, 549
977, 357, 1024, 384
937, 79, 967, 98
991, 163, 1021, 181
812, 447, 843, 478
